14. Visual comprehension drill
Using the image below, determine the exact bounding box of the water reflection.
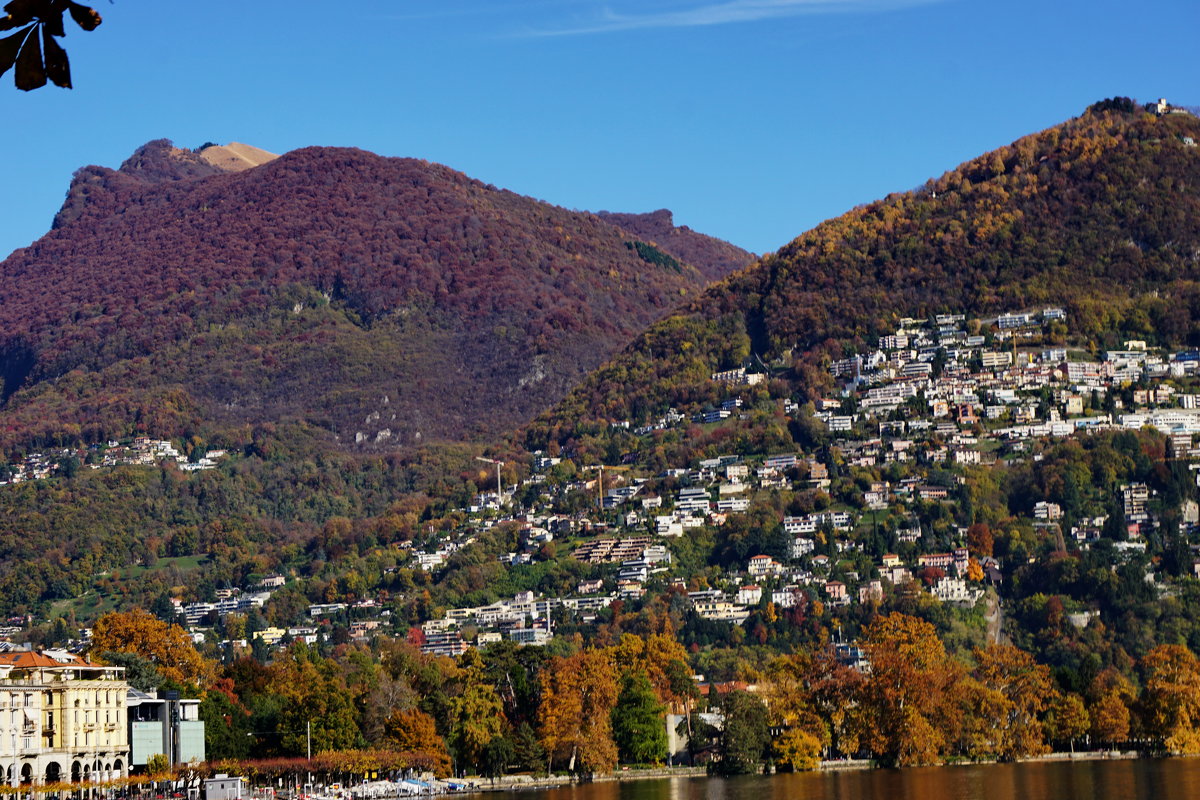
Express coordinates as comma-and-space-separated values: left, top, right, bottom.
478, 759, 1200, 800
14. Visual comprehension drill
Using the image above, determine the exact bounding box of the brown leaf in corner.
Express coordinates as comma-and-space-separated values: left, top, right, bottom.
67, 2, 100, 31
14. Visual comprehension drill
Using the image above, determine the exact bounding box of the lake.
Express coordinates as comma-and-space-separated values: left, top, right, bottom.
478, 759, 1200, 800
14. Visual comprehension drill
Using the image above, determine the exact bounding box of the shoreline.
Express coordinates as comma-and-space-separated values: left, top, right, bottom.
463, 750, 1148, 793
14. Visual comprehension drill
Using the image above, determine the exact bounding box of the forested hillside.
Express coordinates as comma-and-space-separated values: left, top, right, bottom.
0, 140, 752, 454
8, 105, 1200, 742
531, 105, 1200, 447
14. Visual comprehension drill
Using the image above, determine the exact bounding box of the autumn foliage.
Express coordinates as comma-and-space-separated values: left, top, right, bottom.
0, 140, 751, 454
535, 108, 1200, 443
91, 607, 217, 687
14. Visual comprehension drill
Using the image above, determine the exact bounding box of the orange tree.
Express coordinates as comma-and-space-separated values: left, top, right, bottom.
1087, 666, 1134, 747
382, 709, 451, 777
91, 607, 216, 687
857, 613, 964, 766
538, 648, 618, 774
965, 644, 1055, 760
1140, 644, 1200, 754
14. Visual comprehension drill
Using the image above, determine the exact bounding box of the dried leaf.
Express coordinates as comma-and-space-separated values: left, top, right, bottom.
0, 25, 27, 76
2, 0, 41, 24
3, 0, 36, 14
41, 6, 63, 37
13, 18, 44, 90
66, 1, 99, 31
41, 22, 67, 87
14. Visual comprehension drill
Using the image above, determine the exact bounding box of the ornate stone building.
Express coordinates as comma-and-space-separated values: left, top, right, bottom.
0, 650, 129, 787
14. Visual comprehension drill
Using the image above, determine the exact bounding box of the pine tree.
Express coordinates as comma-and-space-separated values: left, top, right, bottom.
611, 671, 668, 765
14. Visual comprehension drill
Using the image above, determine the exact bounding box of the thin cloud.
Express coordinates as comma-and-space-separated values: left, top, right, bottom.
524, 0, 944, 36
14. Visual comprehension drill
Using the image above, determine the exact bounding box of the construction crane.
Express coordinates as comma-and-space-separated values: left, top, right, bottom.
583, 464, 631, 510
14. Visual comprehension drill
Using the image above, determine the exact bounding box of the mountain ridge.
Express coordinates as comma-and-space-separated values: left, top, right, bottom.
529, 106, 1200, 448
0, 140, 754, 454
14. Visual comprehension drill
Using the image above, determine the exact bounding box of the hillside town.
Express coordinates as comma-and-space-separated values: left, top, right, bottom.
0, 437, 227, 485
5, 308, 1197, 684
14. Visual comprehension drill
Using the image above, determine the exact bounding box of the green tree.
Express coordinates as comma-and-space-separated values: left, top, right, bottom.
199, 688, 252, 760
272, 644, 363, 755
510, 722, 545, 772
611, 671, 668, 765
100, 650, 164, 693
1046, 693, 1089, 754
146, 753, 169, 775
481, 736, 516, 780
717, 690, 769, 775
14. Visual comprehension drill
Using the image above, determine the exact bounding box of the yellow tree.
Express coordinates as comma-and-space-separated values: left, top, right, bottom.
761, 653, 829, 771
955, 676, 1009, 758
969, 644, 1055, 759
91, 608, 216, 687
966, 557, 985, 582
611, 633, 693, 709
859, 613, 963, 766
1087, 667, 1133, 746
1140, 645, 1200, 754
449, 649, 505, 774
538, 649, 618, 774
1046, 693, 1090, 754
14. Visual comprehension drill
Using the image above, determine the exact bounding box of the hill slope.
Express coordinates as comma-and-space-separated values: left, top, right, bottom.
532, 105, 1200, 445
0, 140, 753, 453
595, 209, 754, 282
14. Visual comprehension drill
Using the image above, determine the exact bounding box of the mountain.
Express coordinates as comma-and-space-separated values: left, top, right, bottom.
197, 142, 279, 172
595, 209, 754, 283
0, 140, 753, 454
531, 104, 1200, 447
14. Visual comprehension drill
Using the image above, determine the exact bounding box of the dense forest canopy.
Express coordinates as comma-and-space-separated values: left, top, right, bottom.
0, 139, 752, 455
531, 106, 1200, 446
8, 106, 1200, 782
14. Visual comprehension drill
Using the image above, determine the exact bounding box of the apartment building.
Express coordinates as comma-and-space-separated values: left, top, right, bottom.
0, 650, 129, 787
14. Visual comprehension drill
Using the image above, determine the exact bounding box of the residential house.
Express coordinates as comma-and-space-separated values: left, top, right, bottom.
736, 585, 763, 605
747, 555, 783, 578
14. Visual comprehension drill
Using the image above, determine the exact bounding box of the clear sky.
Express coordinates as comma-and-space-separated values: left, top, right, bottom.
1, 0, 1196, 259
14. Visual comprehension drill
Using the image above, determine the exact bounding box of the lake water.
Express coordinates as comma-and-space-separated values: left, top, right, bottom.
480, 759, 1200, 800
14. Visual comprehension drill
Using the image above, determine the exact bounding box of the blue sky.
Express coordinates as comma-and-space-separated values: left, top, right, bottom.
1, 0, 1196, 258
